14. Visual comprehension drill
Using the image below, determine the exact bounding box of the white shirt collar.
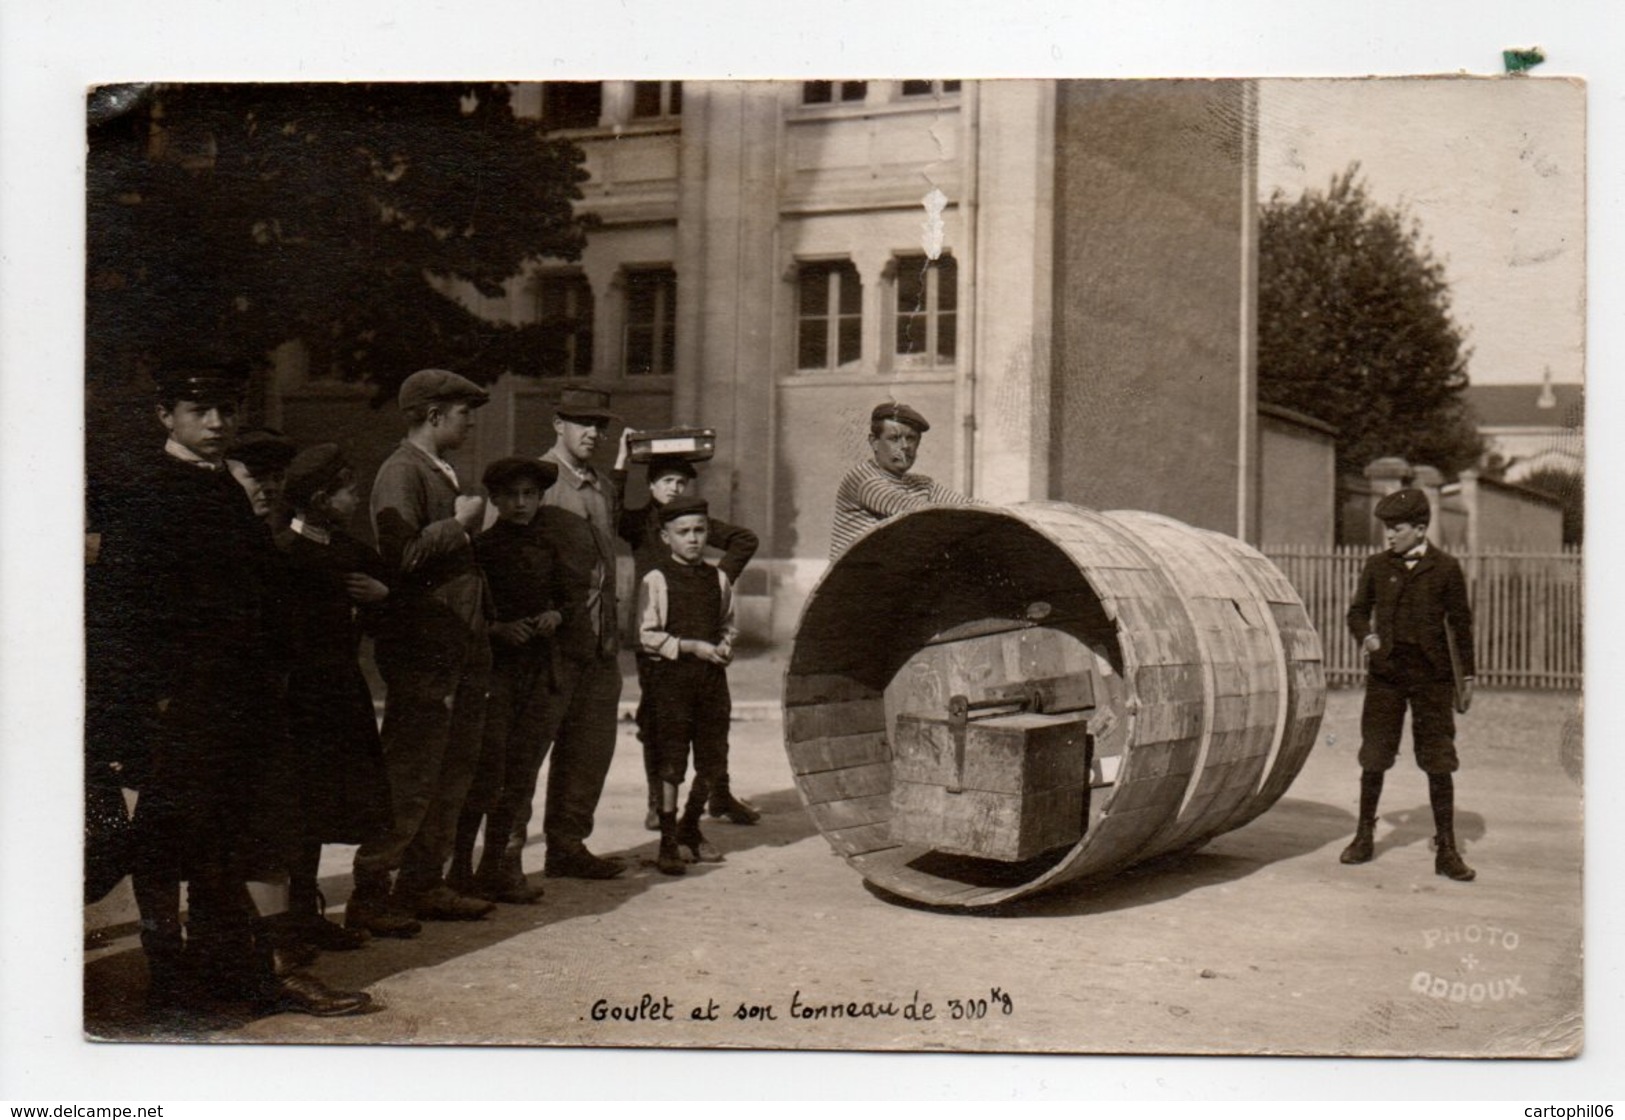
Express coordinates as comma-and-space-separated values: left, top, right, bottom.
290, 517, 331, 545
165, 439, 226, 470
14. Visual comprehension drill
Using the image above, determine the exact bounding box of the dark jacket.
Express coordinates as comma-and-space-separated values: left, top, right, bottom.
271, 524, 394, 844
612, 469, 759, 585
93, 449, 292, 876
474, 517, 570, 667
1347, 545, 1476, 680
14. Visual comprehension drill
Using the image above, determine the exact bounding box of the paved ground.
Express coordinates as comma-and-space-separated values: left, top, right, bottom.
84, 655, 1583, 1058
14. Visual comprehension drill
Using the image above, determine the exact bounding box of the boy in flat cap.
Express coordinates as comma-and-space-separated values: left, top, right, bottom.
612, 435, 761, 828
95, 356, 369, 1018
274, 444, 402, 947
830, 401, 973, 559
522, 385, 627, 880
349, 369, 497, 931
637, 494, 740, 875
448, 455, 567, 904
1342, 486, 1477, 881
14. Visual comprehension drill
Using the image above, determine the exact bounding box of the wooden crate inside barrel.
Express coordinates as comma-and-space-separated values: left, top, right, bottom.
783, 502, 1325, 909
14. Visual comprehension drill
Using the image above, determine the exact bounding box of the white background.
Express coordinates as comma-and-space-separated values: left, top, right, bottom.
2, 0, 1620, 1103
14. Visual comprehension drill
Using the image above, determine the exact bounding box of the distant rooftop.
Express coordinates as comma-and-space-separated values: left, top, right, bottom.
1465, 382, 1584, 429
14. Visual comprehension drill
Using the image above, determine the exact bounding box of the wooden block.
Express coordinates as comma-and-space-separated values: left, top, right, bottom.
787, 731, 889, 776
783, 672, 882, 707
892, 712, 1091, 793
806, 793, 893, 833
890, 780, 1086, 862
824, 821, 899, 858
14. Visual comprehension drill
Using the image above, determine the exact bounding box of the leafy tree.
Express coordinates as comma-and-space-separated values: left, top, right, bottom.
1258, 165, 1483, 477
87, 82, 589, 401
1518, 465, 1583, 546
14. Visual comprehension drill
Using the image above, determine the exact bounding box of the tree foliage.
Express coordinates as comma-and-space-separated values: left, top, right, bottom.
1258, 165, 1483, 477
1518, 465, 1583, 546
87, 83, 590, 402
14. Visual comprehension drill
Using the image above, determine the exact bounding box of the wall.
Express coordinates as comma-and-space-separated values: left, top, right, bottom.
1049, 80, 1257, 536
1257, 405, 1336, 547
1470, 476, 1565, 551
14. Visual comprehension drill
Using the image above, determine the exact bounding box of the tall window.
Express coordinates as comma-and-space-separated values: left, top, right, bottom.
797, 261, 862, 371
540, 82, 602, 130
632, 81, 683, 118
899, 80, 963, 98
894, 254, 957, 368
534, 275, 594, 378
624, 268, 677, 376
802, 80, 868, 105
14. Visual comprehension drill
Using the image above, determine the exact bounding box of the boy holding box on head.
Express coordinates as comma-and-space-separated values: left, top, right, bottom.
637, 494, 740, 875
448, 456, 567, 905
614, 432, 760, 829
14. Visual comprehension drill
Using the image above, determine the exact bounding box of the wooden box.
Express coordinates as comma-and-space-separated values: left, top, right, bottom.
891, 710, 1092, 862
627, 427, 717, 463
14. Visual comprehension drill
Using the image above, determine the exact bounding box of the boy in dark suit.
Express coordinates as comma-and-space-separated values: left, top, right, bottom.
1342, 487, 1477, 881
637, 495, 740, 875
450, 456, 567, 904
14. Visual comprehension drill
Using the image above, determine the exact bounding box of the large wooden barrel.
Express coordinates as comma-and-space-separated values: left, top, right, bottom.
783, 502, 1325, 908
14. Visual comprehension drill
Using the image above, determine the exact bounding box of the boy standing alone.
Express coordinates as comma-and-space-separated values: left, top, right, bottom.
1341, 487, 1477, 882
637, 495, 740, 875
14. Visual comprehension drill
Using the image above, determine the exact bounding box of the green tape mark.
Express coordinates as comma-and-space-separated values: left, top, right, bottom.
1502, 47, 1546, 73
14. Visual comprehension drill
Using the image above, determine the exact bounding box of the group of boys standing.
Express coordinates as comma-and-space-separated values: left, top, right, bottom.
90, 361, 760, 1024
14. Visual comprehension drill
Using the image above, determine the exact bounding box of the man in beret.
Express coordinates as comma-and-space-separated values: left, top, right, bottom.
524, 385, 628, 879
348, 369, 498, 930
1342, 486, 1478, 882
830, 401, 974, 559
94, 356, 370, 1018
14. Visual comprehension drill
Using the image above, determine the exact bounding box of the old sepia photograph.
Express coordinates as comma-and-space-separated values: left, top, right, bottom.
70, 72, 1587, 1065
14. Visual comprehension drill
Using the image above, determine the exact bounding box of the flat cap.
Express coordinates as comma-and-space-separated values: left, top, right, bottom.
1374, 487, 1431, 524
283, 443, 353, 510
871, 401, 930, 433
658, 494, 710, 524
231, 428, 298, 474
645, 455, 697, 481
555, 384, 620, 424
398, 368, 490, 413
481, 456, 560, 493
154, 354, 251, 405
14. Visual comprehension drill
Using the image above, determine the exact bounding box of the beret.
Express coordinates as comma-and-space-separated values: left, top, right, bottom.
283, 443, 352, 509
658, 494, 710, 524
231, 428, 298, 474
482, 456, 560, 493
871, 401, 930, 433
1375, 487, 1431, 524
555, 384, 620, 424
645, 455, 697, 481
398, 368, 490, 413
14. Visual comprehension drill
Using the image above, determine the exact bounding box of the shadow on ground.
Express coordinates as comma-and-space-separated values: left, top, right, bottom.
84, 785, 817, 1041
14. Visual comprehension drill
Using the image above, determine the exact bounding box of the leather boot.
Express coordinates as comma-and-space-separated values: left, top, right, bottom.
447, 810, 481, 896
1339, 818, 1376, 864
707, 774, 762, 825
344, 870, 422, 939
645, 783, 662, 832
678, 803, 724, 864
262, 947, 374, 1017
1435, 833, 1477, 882
475, 848, 546, 904
656, 811, 686, 876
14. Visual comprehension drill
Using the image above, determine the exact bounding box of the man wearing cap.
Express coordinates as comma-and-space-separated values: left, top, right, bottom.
524, 385, 627, 879
1342, 486, 1478, 882
830, 401, 974, 559
348, 368, 497, 930
94, 356, 369, 1018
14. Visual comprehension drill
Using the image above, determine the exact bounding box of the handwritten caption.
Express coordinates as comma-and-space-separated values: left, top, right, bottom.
587, 988, 1015, 1026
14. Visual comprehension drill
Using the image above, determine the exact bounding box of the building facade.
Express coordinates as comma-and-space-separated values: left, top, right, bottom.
267, 79, 1270, 638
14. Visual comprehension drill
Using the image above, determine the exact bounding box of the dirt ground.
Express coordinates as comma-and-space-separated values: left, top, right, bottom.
84, 657, 1583, 1059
